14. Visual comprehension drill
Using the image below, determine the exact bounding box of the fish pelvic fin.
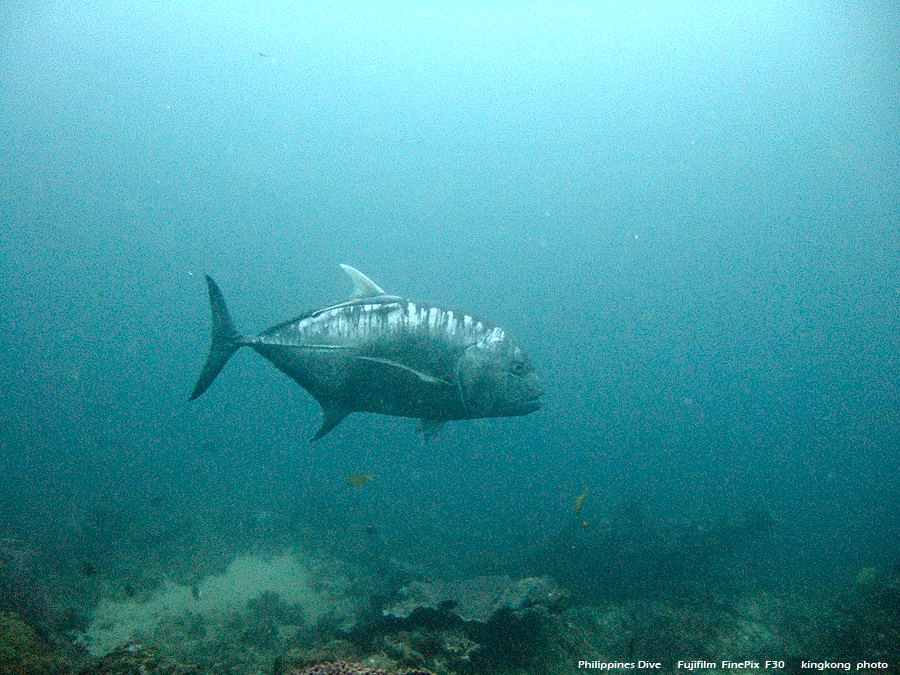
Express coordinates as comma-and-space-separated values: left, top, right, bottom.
310, 403, 350, 442
189, 275, 244, 401
417, 418, 446, 443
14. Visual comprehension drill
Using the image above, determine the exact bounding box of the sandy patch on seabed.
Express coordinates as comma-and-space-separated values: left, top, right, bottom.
78, 551, 353, 656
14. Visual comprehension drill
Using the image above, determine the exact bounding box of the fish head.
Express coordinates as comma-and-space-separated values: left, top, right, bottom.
457, 344, 543, 418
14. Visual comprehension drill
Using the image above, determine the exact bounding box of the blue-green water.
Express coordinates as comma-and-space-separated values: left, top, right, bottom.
0, 2, 898, 670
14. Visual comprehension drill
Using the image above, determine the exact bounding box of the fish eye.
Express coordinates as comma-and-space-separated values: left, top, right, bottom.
509, 360, 529, 376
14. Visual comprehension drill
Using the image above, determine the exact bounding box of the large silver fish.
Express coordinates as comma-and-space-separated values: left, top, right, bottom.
190, 265, 543, 441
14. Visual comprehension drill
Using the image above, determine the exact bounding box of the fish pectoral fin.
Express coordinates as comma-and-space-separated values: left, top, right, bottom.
417, 418, 446, 442
310, 404, 350, 442
340, 264, 386, 298
353, 356, 452, 386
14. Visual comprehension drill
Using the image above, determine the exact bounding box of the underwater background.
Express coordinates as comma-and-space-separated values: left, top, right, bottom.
0, 2, 898, 673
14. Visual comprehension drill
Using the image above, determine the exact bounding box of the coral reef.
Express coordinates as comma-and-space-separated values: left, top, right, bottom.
10, 514, 890, 675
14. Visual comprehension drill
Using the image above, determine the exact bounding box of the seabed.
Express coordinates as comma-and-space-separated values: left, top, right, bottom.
1, 504, 898, 675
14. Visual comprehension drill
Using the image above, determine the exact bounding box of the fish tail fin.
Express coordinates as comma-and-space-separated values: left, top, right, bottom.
189, 275, 244, 401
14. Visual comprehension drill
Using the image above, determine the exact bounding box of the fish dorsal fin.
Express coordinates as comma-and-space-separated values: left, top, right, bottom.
341, 264, 386, 298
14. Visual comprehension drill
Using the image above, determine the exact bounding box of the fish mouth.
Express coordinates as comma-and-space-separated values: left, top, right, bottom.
505, 395, 542, 415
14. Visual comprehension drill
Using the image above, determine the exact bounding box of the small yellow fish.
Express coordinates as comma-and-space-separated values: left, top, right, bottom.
346, 472, 374, 488
573, 488, 588, 514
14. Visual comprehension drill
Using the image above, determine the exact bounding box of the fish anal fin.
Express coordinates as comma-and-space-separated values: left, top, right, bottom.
311, 404, 350, 442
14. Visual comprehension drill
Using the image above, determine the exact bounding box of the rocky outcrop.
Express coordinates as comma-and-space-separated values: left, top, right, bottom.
383, 575, 564, 624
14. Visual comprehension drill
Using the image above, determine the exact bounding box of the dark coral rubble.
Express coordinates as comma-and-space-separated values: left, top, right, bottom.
0, 537, 54, 639
285, 661, 431, 675
0, 610, 74, 675
76, 643, 201, 675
